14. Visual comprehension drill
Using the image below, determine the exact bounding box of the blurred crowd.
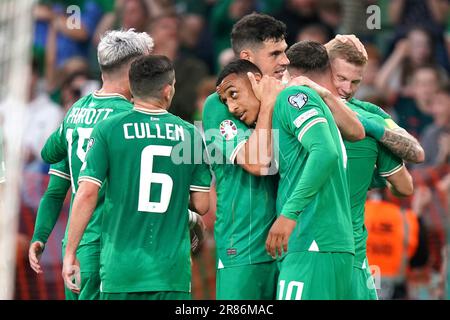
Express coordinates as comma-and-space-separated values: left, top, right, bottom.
6, 0, 450, 300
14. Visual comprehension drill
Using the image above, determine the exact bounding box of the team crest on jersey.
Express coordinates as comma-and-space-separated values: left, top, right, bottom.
219, 120, 237, 140
87, 138, 95, 152
288, 93, 308, 109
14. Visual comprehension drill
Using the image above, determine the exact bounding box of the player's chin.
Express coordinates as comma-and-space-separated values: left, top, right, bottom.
273, 70, 285, 80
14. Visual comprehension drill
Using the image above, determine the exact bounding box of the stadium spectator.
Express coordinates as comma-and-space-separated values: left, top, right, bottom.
210, 0, 257, 71
93, 0, 151, 47
408, 86, 450, 299
295, 24, 331, 44
388, 0, 450, 72
274, 0, 335, 46
415, 86, 450, 168
392, 65, 443, 139
22, 60, 63, 166
375, 28, 447, 101
37, 0, 104, 76
150, 13, 209, 123
354, 44, 383, 101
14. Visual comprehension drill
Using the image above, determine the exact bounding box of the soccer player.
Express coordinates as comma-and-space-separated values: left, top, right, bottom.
202, 13, 288, 300
204, 13, 364, 300
62, 55, 212, 300
265, 61, 355, 299
33, 29, 154, 299
285, 40, 415, 299
325, 37, 425, 164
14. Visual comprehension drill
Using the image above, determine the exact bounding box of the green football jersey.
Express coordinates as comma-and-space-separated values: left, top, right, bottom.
345, 101, 404, 269
41, 92, 133, 247
79, 107, 212, 293
202, 93, 277, 268
273, 86, 354, 254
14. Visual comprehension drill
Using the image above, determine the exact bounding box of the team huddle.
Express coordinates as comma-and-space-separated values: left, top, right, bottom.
28, 13, 425, 300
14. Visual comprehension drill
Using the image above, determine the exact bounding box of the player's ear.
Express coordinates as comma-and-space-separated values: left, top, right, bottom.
254, 73, 262, 82
162, 84, 172, 101
239, 49, 251, 61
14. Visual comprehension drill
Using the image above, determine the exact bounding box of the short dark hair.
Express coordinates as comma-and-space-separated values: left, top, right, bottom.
216, 59, 262, 87
231, 13, 287, 55
129, 55, 175, 99
286, 41, 330, 74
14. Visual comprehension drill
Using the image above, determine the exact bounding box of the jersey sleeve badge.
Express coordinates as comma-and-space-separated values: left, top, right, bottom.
219, 120, 237, 140
288, 93, 308, 109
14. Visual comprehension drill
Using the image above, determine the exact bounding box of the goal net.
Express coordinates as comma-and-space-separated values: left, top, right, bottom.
0, 0, 36, 300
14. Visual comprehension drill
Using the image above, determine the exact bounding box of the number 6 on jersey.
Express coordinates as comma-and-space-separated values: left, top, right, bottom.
138, 145, 174, 213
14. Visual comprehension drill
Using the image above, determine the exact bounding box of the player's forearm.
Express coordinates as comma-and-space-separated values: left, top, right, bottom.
380, 128, 425, 164
237, 107, 273, 175
65, 185, 98, 256
281, 124, 338, 219
189, 191, 210, 216
386, 166, 414, 197
32, 176, 71, 244
389, 0, 405, 24
322, 93, 364, 141
41, 130, 67, 164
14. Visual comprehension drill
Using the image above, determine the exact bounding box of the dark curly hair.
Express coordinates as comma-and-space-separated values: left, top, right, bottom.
231, 13, 287, 55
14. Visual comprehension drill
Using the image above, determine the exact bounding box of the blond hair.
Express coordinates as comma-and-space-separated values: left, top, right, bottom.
327, 40, 367, 66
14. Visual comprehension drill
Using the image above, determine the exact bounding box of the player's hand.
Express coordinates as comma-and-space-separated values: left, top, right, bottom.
190, 213, 206, 254
28, 241, 45, 274
248, 73, 284, 110
265, 215, 297, 258
62, 254, 81, 294
287, 75, 331, 98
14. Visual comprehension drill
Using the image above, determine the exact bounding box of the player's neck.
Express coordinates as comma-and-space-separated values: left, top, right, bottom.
99, 81, 131, 100
134, 99, 169, 112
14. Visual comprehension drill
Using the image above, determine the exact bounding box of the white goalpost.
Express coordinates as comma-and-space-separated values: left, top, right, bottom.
0, 0, 36, 300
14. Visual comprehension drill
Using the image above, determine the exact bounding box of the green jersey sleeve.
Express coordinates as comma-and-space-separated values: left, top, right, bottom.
78, 124, 108, 187
350, 98, 391, 119
376, 144, 404, 177
281, 121, 339, 220
31, 160, 71, 244
276, 86, 339, 219
202, 93, 252, 164
350, 98, 401, 130
41, 123, 67, 164
276, 86, 328, 142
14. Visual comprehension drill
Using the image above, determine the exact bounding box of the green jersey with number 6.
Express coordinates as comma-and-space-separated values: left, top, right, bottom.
41, 92, 133, 248
273, 86, 354, 254
79, 107, 212, 293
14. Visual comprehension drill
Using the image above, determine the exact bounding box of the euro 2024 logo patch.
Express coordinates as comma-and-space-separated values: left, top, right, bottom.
219, 120, 237, 140
288, 93, 308, 109
87, 137, 95, 152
